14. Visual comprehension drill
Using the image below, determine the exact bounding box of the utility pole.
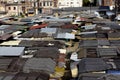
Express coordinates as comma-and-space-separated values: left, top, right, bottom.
89, 0, 94, 14
115, 0, 118, 17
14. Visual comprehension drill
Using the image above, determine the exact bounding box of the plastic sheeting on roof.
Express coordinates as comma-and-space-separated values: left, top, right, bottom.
0, 47, 25, 56
56, 33, 75, 39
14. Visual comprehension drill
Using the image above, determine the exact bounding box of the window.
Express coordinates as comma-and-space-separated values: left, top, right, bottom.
8, 7, 11, 10
13, 7, 16, 10
71, 2, 73, 4
47, 1, 49, 6
43, 1, 45, 6
59, 2, 61, 5
50, 2, 52, 6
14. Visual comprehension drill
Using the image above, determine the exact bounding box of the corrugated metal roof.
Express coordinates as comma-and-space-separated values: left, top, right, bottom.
56, 33, 75, 39
33, 47, 60, 60
97, 48, 118, 57
110, 40, 120, 46
19, 29, 48, 38
78, 58, 111, 73
12, 72, 49, 80
78, 73, 106, 80
23, 58, 56, 73
80, 40, 98, 47
0, 47, 25, 56
30, 24, 48, 30
19, 40, 64, 48
98, 39, 110, 46
108, 32, 120, 38
41, 28, 57, 34
0, 25, 11, 29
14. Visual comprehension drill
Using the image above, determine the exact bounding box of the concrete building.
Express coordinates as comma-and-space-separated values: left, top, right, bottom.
53, 0, 58, 8
21, 0, 35, 16
58, 0, 83, 8
39, 0, 53, 14
6, 3, 22, 16
99, 0, 115, 10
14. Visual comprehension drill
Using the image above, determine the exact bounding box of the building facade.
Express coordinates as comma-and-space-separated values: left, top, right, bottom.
38, 0, 54, 14
58, 0, 83, 8
6, 3, 22, 16
99, 0, 115, 10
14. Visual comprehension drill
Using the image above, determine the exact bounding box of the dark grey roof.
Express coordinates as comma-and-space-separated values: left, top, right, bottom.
108, 32, 120, 38
78, 48, 97, 58
19, 40, 65, 48
96, 33, 107, 38
104, 22, 120, 29
78, 58, 111, 73
0, 72, 16, 80
79, 40, 98, 47
57, 28, 72, 33
97, 48, 118, 57
85, 48, 97, 58
12, 72, 49, 80
0, 58, 13, 70
78, 73, 105, 80
97, 39, 110, 46
110, 40, 120, 46
78, 73, 120, 80
47, 22, 65, 27
81, 34, 96, 38
23, 58, 56, 73
19, 29, 48, 38
113, 59, 120, 69
33, 47, 60, 60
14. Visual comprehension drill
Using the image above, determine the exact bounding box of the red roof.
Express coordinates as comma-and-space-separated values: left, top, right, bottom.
30, 24, 48, 30
61, 24, 78, 29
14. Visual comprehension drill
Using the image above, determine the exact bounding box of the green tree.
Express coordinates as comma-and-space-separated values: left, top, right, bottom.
83, 0, 90, 6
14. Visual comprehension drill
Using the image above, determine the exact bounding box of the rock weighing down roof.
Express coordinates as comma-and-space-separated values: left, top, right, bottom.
23, 58, 56, 73
78, 58, 111, 73
0, 47, 25, 56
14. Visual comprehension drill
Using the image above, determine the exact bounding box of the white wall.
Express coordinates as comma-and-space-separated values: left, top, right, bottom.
58, 0, 83, 8
6, 5, 22, 16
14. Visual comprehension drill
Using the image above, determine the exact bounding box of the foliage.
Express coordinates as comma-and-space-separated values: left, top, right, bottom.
83, 0, 90, 6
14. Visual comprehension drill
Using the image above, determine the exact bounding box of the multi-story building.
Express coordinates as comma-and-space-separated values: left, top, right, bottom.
38, 0, 54, 14
99, 0, 115, 10
115, 0, 120, 12
53, 0, 58, 8
21, 0, 35, 16
58, 0, 83, 8
6, 3, 22, 16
